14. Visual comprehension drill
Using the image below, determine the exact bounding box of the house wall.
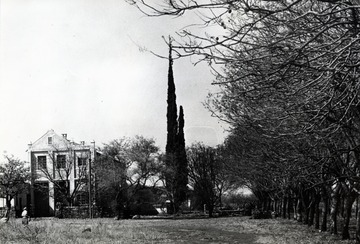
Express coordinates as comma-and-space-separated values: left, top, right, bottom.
27, 130, 96, 217
0, 198, 15, 218
0, 198, 14, 208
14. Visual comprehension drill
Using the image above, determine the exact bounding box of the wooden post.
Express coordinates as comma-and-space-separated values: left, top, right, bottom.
88, 158, 92, 219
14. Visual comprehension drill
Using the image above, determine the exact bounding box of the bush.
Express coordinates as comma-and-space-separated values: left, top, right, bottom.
130, 203, 158, 216
251, 209, 272, 219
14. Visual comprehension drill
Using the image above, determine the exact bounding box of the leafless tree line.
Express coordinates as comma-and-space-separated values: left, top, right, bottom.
129, 0, 360, 241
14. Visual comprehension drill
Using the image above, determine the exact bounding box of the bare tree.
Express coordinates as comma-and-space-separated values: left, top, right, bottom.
129, 0, 360, 239
35, 144, 90, 207
187, 143, 231, 217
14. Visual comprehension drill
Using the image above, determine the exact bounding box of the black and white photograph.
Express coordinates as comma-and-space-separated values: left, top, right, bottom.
1, 0, 360, 243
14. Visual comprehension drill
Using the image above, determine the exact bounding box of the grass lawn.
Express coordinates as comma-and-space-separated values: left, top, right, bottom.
0, 216, 355, 243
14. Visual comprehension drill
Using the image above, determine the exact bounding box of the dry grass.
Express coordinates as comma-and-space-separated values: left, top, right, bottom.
0, 216, 355, 243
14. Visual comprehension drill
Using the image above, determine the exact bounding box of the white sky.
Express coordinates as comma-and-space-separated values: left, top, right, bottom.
0, 0, 228, 161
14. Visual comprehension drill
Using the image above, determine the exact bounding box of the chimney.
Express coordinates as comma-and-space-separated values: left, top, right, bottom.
90, 140, 96, 161
62, 134, 67, 140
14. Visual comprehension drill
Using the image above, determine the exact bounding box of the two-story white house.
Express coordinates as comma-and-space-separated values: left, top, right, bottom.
27, 130, 96, 217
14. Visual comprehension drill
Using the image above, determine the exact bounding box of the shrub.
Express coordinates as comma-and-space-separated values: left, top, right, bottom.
130, 203, 158, 216
251, 209, 272, 219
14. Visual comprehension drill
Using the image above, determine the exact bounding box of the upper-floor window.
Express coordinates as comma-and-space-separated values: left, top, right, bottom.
75, 178, 88, 189
37, 156, 47, 170
56, 155, 66, 169
48, 137, 52, 145
78, 157, 87, 167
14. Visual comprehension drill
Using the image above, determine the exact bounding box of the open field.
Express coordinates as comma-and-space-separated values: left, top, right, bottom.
0, 216, 355, 243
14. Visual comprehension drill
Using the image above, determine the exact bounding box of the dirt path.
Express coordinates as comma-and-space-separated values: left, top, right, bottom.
156, 225, 257, 243
145, 217, 352, 244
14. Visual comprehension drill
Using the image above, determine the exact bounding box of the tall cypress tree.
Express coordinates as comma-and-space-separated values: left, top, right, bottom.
165, 42, 178, 212
165, 42, 188, 214
165, 42, 177, 155
174, 106, 188, 212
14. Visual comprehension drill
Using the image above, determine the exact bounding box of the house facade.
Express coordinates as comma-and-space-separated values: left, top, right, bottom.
27, 130, 96, 217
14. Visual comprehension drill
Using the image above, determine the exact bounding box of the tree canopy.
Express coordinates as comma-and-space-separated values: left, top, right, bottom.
95, 135, 162, 218
0, 155, 30, 219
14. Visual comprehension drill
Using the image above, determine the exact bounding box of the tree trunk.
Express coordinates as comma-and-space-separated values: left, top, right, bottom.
303, 204, 310, 225
262, 198, 268, 212
356, 196, 359, 220
321, 196, 329, 232
297, 198, 303, 222
5, 197, 11, 220
293, 197, 298, 220
274, 199, 277, 214
282, 197, 287, 219
208, 201, 214, 218
342, 192, 357, 240
287, 196, 292, 219
278, 198, 282, 216
115, 196, 123, 220
115, 186, 128, 219
308, 198, 315, 227
123, 202, 131, 219
330, 183, 341, 234
356, 196, 360, 244
302, 192, 310, 225
314, 194, 321, 230
356, 197, 360, 244
340, 197, 345, 218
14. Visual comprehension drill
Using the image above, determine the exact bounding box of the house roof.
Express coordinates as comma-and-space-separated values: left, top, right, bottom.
28, 129, 91, 151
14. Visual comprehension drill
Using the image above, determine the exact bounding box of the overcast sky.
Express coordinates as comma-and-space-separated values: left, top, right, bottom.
0, 0, 228, 161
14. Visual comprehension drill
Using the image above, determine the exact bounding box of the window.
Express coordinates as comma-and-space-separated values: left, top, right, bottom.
75, 191, 89, 206
37, 156, 47, 170
75, 179, 88, 189
78, 157, 87, 167
56, 155, 66, 169
48, 137, 52, 145
74, 179, 89, 205
54, 180, 69, 205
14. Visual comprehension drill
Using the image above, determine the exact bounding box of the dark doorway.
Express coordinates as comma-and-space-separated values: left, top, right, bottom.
34, 182, 50, 217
